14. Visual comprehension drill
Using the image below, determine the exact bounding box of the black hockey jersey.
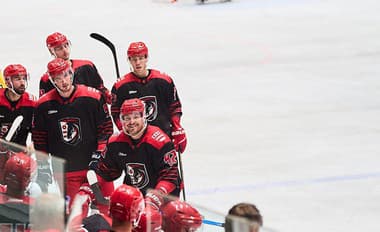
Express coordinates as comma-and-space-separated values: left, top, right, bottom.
111, 69, 182, 136
0, 89, 36, 146
32, 85, 113, 172
96, 125, 179, 195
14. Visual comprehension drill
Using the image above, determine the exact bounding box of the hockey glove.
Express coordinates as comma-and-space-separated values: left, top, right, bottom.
171, 116, 187, 153
145, 189, 165, 211
37, 158, 52, 192
88, 150, 103, 171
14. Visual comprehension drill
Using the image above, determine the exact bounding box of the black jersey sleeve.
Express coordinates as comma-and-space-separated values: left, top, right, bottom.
94, 142, 123, 182
154, 142, 180, 189
95, 95, 113, 151
110, 84, 123, 130
32, 104, 48, 153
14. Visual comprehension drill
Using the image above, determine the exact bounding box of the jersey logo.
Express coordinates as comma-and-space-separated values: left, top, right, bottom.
163, 150, 177, 167
125, 163, 149, 189
0, 123, 11, 139
140, 96, 158, 122
58, 117, 82, 145
129, 90, 137, 94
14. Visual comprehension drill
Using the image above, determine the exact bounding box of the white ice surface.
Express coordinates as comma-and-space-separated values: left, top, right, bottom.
1, 0, 380, 231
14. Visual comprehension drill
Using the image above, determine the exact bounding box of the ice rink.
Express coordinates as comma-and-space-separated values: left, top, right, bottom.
1, 0, 380, 231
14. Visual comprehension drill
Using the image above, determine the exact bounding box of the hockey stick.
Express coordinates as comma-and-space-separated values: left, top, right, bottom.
5, 115, 23, 141
90, 33, 120, 78
203, 219, 225, 227
177, 150, 187, 201
87, 170, 110, 205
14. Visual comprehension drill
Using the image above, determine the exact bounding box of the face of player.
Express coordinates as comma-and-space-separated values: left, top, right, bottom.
51, 69, 74, 97
51, 42, 71, 60
129, 55, 148, 78
121, 111, 145, 138
9, 75, 28, 95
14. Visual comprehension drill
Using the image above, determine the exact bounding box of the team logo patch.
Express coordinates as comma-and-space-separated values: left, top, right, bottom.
126, 163, 149, 189
140, 96, 158, 122
58, 117, 82, 145
0, 123, 11, 139
163, 150, 177, 167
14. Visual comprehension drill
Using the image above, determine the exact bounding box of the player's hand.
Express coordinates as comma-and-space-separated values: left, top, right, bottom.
145, 189, 164, 211
78, 184, 95, 204
172, 127, 187, 153
88, 150, 103, 171
37, 159, 52, 192
171, 115, 187, 153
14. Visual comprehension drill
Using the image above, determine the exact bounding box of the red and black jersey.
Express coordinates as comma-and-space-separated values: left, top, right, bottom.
0, 89, 36, 146
32, 85, 113, 172
39, 59, 110, 101
111, 69, 182, 136
96, 125, 180, 195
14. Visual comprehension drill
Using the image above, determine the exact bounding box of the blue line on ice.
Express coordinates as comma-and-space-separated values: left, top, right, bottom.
188, 171, 380, 196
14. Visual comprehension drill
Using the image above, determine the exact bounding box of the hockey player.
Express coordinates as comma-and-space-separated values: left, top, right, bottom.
39, 32, 111, 104
110, 41, 187, 154
0, 64, 36, 146
109, 184, 145, 232
161, 200, 203, 232
92, 98, 180, 199
224, 202, 263, 232
32, 58, 114, 207
0, 152, 37, 231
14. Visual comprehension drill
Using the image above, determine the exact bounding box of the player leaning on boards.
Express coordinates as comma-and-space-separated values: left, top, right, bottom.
32, 58, 114, 207
110, 42, 187, 155
39, 32, 112, 104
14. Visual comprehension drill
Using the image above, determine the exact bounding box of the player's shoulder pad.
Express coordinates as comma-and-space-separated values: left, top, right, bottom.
75, 84, 102, 100
40, 72, 50, 82
143, 125, 171, 150
21, 92, 37, 107
150, 69, 173, 83
36, 89, 57, 106
72, 59, 95, 70
108, 132, 132, 146
113, 73, 136, 89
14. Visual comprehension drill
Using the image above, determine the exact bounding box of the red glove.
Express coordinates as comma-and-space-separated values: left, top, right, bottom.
171, 116, 187, 153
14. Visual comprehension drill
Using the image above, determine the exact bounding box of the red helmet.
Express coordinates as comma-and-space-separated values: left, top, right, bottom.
3, 64, 28, 88
110, 184, 145, 226
127, 42, 148, 58
3, 64, 27, 78
4, 152, 37, 192
120, 98, 145, 117
161, 200, 203, 232
133, 208, 162, 232
47, 58, 71, 78
46, 32, 69, 49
